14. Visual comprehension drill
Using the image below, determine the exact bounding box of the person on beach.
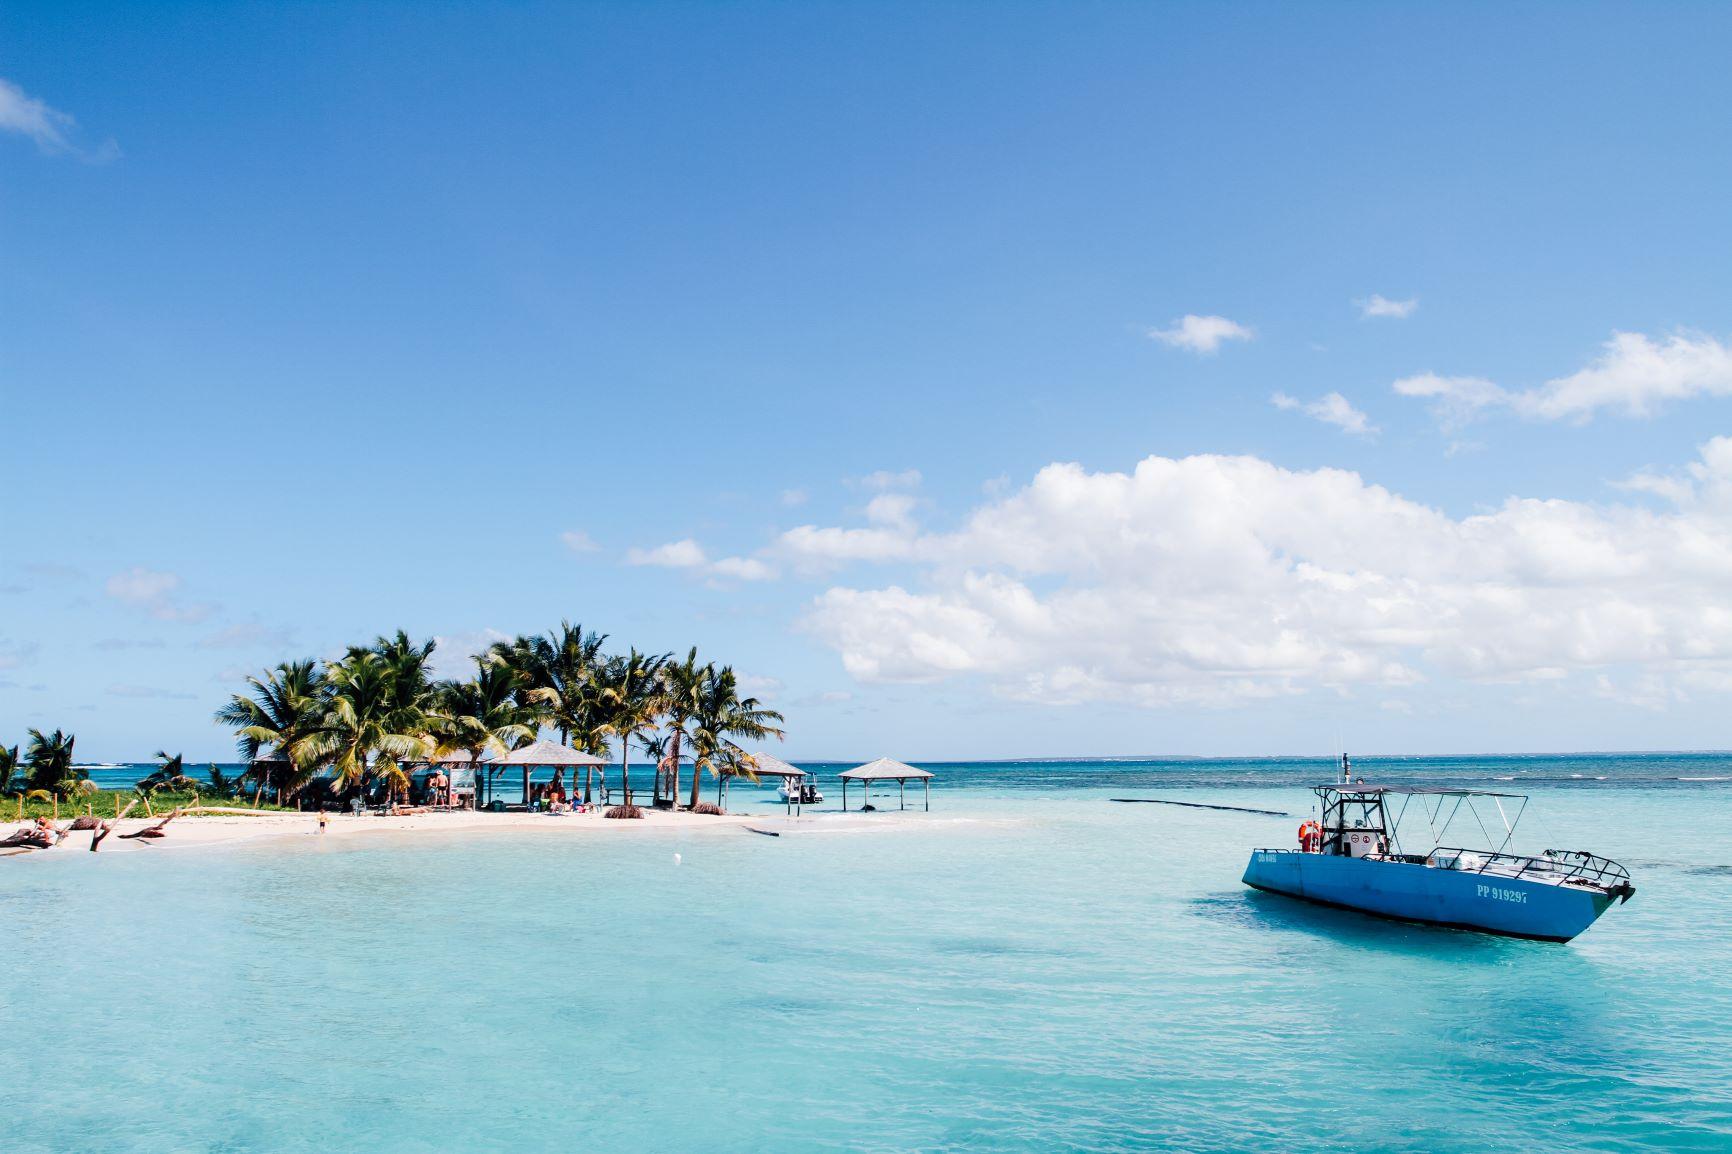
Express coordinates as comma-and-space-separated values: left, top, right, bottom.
318, 809, 328, 834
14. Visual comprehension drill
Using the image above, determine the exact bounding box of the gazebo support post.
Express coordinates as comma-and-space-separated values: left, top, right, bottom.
899, 779, 905, 811
925, 777, 930, 811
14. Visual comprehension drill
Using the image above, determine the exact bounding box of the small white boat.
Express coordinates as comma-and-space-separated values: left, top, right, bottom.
777, 779, 823, 804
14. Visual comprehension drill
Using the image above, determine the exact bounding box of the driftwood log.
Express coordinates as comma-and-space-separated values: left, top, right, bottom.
118, 807, 182, 843
90, 799, 140, 852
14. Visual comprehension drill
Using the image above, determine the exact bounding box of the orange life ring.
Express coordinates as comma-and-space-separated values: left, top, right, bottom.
1297, 821, 1322, 852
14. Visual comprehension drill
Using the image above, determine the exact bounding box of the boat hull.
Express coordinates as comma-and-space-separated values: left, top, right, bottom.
1242, 851, 1616, 942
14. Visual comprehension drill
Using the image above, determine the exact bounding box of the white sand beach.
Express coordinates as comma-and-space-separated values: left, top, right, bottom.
1, 805, 936, 858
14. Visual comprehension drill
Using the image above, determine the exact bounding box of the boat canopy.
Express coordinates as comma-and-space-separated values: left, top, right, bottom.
1318, 784, 1529, 800
1313, 783, 1532, 858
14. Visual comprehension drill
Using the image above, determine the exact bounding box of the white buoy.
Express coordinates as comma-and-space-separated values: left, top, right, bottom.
673, 852, 682, 866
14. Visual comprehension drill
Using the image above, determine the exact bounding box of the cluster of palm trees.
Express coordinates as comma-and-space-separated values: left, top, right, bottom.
0, 728, 90, 805
215, 623, 785, 813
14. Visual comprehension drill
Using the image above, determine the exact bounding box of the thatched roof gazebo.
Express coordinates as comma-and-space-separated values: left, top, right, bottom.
479, 739, 608, 809
839, 757, 933, 812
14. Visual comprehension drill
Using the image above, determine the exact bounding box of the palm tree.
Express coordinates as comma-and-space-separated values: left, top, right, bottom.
658, 648, 707, 809
687, 665, 785, 809
490, 622, 611, 800
0, 743, 18, 796
205, 764, 240, 799
138, 750, 199, 793
599, 648, 668, 806
362, 630, 439, 732
215, 660, 327, 803
708, 744, 762, 808
25, 788, 57, 822
25, 728, 80, 795
429, 662, 537, 803
315, 652, 429, 802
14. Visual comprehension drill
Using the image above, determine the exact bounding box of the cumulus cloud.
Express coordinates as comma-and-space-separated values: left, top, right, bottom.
1357, 294, 1418, 319
1392, 373, 1509, 431
560, 530, 600, 554
864, 492, 919, 530
625, 539, 708, 568
1396, 331, 1732, 426
857, 469, 922, 491
429, 628, 512, 680
777, 523, 918, 570
1271, 392, 1377, 436
710, 556, 778, 582
625, 539, 779, 582
1148, 315, 1254, 355
104, 567, 217, 623
736, 674, 784, 700
798, 440, 1732, 708
0, 77, 118, 162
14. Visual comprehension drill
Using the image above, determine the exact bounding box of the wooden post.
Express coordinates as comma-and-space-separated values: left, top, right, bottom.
899, 779, 905, 811
925, 778, 930, 811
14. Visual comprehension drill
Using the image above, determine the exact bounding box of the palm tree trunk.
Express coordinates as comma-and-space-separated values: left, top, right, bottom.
621, 741, 631, 806
687, 750, 704, 809
667, 730, 682, 809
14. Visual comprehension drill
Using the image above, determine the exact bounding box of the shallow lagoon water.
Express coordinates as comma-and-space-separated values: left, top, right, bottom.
4, 757, 1731, 1152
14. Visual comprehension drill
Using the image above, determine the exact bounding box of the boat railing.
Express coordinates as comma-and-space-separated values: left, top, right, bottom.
1430, 846, 1633, 891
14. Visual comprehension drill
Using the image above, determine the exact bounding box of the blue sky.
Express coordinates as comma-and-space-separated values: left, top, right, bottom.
5, 2, 1732, 760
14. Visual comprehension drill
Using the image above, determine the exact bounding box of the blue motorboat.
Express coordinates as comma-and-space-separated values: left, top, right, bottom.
1243, 762, 1635, 942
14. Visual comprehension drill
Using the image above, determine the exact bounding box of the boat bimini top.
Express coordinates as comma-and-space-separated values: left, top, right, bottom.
1308, 783, 1635, 902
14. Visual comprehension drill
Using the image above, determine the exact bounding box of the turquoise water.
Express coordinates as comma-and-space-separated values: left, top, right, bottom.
5, 756, 1732, 1152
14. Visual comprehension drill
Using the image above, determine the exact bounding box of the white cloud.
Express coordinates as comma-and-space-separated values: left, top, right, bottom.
864, 492, 919, 530
1357, 294, 1418, 319
0, 77, 118, 162
737, 674, 784, 700
560, 530, 600, 554
1519, 331, 1732, 420
1391, 372, 1510, 431
429, 628, 512, 680
798, 440, 1732, 708
710, 556, 778, 582
625, 540, 779, 582
1271, 392, 1377, 436
625, 539, 708, 568
777, 524, 918, 569
780, 489, 808, 507
1148, 315, 1254, 355
858, 469, 922, 491
1396, 331, 1732, 426
104, 567, 217, 623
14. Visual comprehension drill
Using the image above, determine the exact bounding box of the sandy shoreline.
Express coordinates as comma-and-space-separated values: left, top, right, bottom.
2, 804, 943, 858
